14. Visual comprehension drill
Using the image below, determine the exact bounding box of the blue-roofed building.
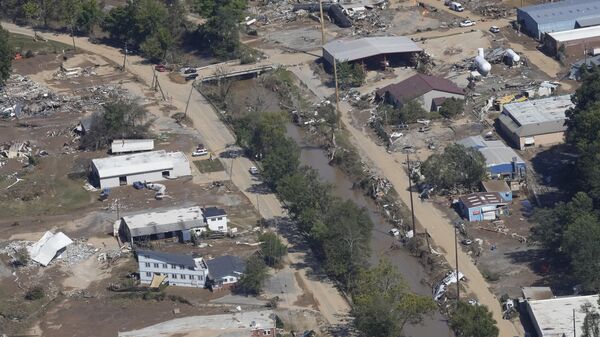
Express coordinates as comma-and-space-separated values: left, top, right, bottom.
457, 136, 526, 178
517, 0, 600, 40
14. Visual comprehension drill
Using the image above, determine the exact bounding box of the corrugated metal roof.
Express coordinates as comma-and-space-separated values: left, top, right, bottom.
519, 0, 600, 25
92, 150, 186, 178
27, 231, 73, 267
376, 74, 464, 103
459, 192, 506, 209
323, 36, 422, 62
111, 139, 155, 154
576, 16, 600, 27
458, 136, 525, 168
122, 206, 204, 237
500, 95, 572, 137
482, 180, 510, 193
548, 25, 600, 42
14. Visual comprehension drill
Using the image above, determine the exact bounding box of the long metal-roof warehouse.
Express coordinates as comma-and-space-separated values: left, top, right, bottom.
322, 36, 422, 68
517, 0, 600, 40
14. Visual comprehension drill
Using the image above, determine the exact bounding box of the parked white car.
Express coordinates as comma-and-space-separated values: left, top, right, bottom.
489, 26, 500, 33
249, 166, 259, 175
459, 20, 476, 27
192, 149, 208, 157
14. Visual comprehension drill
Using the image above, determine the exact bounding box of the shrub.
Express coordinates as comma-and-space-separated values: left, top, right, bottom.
25, 286, 45, 300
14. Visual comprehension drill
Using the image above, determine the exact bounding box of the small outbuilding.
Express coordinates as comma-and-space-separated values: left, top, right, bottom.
90, 150, 191, 188
459, 192, 508, 222
497, 95, 573, 150
376, 74, 464, 112
482, 180, 512, 202
111, 139, 155, 154
322, 36, 423, 69
206, 255, 246, 289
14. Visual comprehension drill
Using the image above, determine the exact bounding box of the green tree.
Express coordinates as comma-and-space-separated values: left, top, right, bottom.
420, 144, 487, 191
337, 61, 365, 89
197, 0, 247, 59
439, 98, 465, 119
259, 232, 287, 267
80, 99, 151, 150
563, 212, 600, 291
236, 255, 269, 295
449, 302, 499, 337
0, 27, 12, 86
261, 137, 300, 188
399, 100, 428, 123
352, 259, 437, 337
75, 0, 102, 35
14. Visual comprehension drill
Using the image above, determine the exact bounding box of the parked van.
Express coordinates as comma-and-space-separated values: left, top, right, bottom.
449, 2, 464, 12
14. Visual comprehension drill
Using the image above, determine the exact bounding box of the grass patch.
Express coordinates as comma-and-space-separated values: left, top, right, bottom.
9, 33, 73, 54
194, 159, 225, 173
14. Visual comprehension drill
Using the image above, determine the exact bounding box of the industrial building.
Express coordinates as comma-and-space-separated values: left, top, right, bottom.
545, 25, 600, 57
481, 180, 512, 202
517, 0, 600, 40
497, 95, 573, 150
376, 74, 464, 112
458, 192, 508, 222
115, 206, 228, 243
90, 150, 191, 188
322, 36, 423, 69
111, 139, 155, 154
138, 250, 208, 288
457, 136, 527, 178
526, 294, 600, 337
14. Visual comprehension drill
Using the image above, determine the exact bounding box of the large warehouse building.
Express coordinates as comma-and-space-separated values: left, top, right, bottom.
91, 150, 191, 188
497, 95, 573, 150
545, 25, 600, 57
517, 0, 600, 40
322, 36, 422, 69
526, 294, 600, 337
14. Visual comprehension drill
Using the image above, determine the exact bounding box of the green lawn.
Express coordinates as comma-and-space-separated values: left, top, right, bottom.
9, 32, 73, 54
194, 159, 225, 173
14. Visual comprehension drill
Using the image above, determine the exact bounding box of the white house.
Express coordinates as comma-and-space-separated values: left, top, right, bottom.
90, 150, 191, 189
111, 139, 155, 154
206, 255, 246, 289
202, 207, 228, 232
138, 250, 208, 288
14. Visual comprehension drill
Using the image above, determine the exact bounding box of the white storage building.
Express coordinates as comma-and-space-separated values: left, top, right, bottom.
527, 294, 600, 337
111, 139, 155, 154
91, 150, 191, 188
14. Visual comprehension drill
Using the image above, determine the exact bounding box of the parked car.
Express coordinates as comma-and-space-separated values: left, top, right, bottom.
249, 166, 259, 175
184, 68, 197, 74
459, 19, 476, 27
449, 2, 464, 12
185, 73, 199, 81
389, 228, 400, 237
133, 181, 145, 190
461, 239, 473, 246
489, 26, 500, 33
155, 64, 167, 72
192, 149, 208, 157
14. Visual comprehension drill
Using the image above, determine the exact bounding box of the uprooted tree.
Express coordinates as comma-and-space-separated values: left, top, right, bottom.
80, 99, 152, 150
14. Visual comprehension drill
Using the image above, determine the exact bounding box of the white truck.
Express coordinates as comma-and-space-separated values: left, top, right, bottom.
449, 2, 464, 12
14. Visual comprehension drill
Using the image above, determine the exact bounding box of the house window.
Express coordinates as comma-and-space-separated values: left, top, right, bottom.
218, 226, 224, 230
154, 263, 159, 268
171, 264, 176, 269
189, 275, 195, 280
146, 272, 151, 277
162, 264, 167, 268
172, 274, 177, 279
217, 217, 223, 221
145, 262, 150, 267
199, 275, 203, 281
180, 265, 184, 270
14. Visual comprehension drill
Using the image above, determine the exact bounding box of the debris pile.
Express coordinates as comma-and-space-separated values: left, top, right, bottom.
60, 239, 99, 266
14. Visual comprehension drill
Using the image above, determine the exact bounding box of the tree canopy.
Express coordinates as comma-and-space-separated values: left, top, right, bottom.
439, 98, 465, 119
337, 61, 365, 89
352, 259, 437, 337
236, 255, 269, 295
259, 232, 287, 267
420, 144, 487, 192
449, 302, 499, 337
0, 27, 12, 86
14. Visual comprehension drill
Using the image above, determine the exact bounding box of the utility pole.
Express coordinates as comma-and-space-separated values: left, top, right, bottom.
319, 0, 326, 46
228, 157, 235, 189
406, 154, 416, 235
70, 26, 76, 52
333, 59, 341, 129
122, 41, 128, 71
573, 308, 576, 337
455, 226, 460, 302
184, 81, 194, 117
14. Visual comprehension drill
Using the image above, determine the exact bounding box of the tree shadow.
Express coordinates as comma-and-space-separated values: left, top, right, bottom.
246, 183, 272, 195
529, 144, 577, 207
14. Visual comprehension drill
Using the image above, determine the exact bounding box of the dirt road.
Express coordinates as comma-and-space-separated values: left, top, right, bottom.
1, 22, 350, 326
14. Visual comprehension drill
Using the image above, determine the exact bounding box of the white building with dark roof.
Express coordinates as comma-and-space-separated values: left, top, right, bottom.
90, 150, 191, 188
138, 250, 208, 287
497, 95, 573, 150
202, 207, 228, 232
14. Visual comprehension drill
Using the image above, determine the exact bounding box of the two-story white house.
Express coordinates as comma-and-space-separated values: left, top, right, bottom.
202, 207, 228, 233
138, 250, 209, 288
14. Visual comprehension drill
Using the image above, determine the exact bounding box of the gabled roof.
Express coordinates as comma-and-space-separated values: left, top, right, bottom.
518, 0, 600, 25
457, 136, 525, 168
377, 74, 464, 103
203, 207, 226, 218
138, 250, 200, 269
323, 36, 422, 63
122, 206, 204, 237
206, 255, 246, 280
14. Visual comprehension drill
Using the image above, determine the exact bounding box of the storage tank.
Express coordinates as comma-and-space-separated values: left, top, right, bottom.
504, 49, 520, 64
474, 55, 491, 76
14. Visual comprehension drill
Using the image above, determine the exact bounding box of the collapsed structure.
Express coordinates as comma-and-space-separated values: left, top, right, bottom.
90, 150, 191, 188
497, 95, 573, 150
322, 36, 422, 69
